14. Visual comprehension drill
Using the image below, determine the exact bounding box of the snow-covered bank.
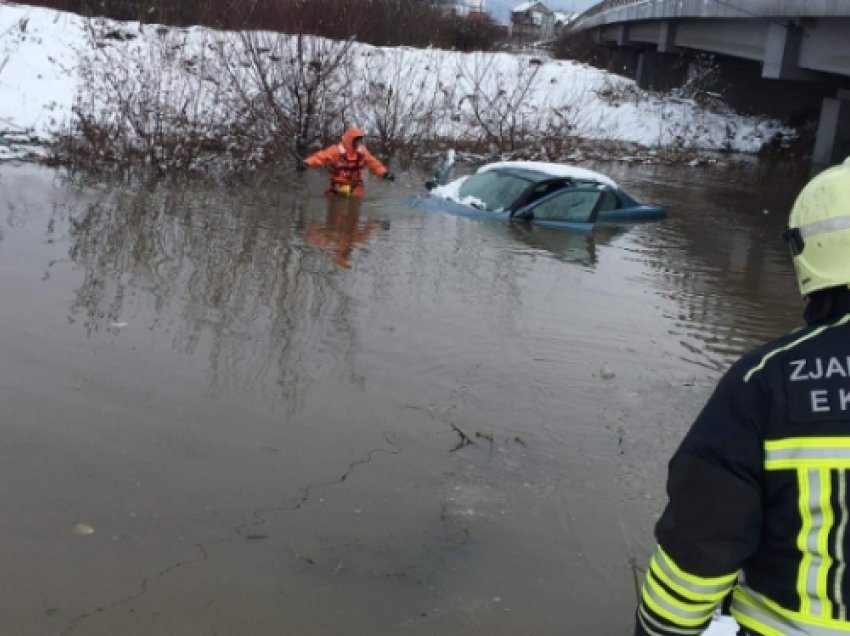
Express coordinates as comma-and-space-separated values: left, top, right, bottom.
0, 4, 82, 160
0, 2, 793, 169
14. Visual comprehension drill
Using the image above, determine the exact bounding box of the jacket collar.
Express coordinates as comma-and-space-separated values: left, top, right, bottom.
805, 286, 850, 325
338, 143, 363, 156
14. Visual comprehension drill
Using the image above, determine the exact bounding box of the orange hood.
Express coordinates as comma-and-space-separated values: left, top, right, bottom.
341, 127, 365, 153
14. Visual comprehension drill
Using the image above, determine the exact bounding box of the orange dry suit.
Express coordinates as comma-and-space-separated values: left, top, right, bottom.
303, 127, 388, 198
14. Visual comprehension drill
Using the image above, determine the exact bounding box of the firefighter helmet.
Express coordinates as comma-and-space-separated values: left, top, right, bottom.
784, 157, 850, 296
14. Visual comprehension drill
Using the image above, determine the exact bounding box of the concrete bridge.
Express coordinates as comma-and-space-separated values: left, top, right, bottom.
570, 0, 850, 164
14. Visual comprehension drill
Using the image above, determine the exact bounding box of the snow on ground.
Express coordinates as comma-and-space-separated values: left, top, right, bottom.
0, 2, 793, 164
0, 4, 84, 159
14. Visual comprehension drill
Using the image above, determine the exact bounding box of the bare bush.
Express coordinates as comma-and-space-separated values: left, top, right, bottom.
64, 26, 620, 172
216, 31, 354, 161
535, 96, 599, 161
59, 15, 754, 173
455, 53, 546, 153
593, 75, 644, 107
67, 20, 234, 171
552, 28, 612, 67
65, 24, 359, 171
674, 54, 725, 107
346, 49, 454, 166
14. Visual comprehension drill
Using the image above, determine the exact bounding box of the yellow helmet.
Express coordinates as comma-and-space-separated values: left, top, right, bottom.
785, 157, 850, 296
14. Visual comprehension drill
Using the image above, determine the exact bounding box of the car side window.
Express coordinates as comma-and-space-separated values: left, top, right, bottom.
521, 182, 560, 207
532, 191, 601, 222
599, 191, 619, 211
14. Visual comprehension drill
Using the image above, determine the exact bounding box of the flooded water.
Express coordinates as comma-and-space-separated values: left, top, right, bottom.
0, 159, 808, 635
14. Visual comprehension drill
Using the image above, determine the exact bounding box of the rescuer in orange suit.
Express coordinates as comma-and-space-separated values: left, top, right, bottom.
297, 127, 394, 197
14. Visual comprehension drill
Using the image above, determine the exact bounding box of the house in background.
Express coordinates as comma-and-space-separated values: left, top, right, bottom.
510, 1, 555, 41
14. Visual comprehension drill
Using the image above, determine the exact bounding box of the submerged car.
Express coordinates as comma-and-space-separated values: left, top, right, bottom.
412, 159, 666, 231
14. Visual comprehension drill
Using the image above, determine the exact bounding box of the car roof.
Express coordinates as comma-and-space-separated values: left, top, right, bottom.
486, 168, 616, 195
478, 161, 618, 188
487, 167, 560, 184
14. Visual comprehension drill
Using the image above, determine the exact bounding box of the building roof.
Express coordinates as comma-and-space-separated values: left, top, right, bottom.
512, 1, 547, 13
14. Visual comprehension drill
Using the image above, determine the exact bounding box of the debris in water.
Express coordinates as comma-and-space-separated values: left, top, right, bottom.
449, 422, 474, 452
72, 522, 94, 535
598, 368, 616, 380
110, 322, 128, 328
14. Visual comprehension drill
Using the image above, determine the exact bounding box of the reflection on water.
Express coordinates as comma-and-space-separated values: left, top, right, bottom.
301, 196, 383, 269
505, 223, 630, 267
0, 160, 810, 635
63, 177, 391, 410
593, 159, 805, 372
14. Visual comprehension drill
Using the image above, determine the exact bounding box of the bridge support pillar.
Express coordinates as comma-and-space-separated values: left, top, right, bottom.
763, 22, 813, 80
614, 24, 630, 46
657, 21, 676, 53
813, 90, 850, 166
635, 51, 688, 91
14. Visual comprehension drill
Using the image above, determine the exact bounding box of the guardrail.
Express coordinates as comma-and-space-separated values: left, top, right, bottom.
573, 0, 850, 25
578, 0, 649, 21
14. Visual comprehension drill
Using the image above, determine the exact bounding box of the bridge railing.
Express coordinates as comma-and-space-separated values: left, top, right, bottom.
578, 0, 649, 21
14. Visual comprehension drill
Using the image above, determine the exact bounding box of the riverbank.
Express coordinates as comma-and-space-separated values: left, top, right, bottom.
0, 2, 796, 172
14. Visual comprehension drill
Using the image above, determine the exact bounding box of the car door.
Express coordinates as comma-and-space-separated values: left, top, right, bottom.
522, 188, 603, 230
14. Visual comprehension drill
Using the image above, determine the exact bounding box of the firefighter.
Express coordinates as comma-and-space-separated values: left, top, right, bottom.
635, 157, 850, 636
297, 127, 394, 197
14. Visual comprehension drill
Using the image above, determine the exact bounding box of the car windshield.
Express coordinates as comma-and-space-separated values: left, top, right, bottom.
457, 171, 531, 211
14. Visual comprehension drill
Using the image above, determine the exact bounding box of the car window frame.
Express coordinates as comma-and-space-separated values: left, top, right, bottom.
598, 187, 622, 211
457, 170, 537, 212
509, 177, 571, 212
515, 187, 604, 226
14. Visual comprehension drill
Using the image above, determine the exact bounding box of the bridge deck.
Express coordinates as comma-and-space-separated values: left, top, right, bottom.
577, 0, 850, 27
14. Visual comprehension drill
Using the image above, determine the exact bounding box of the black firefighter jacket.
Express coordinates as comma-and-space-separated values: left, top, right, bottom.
636, 288, 850, 636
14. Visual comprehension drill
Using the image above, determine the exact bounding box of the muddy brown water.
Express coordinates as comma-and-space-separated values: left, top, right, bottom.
0, 160, 808, 635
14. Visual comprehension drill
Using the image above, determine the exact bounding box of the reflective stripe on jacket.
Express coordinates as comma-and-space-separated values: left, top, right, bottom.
636, 289, 850, 636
